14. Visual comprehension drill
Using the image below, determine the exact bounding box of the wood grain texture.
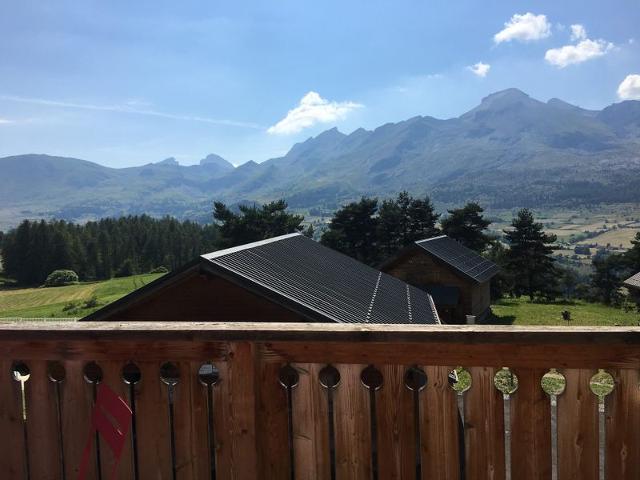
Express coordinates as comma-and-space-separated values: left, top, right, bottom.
0, 359, 28, 479
98, 360, 134, 480
333, 364, 371, 479
510, 368, 551, 480
255, 353, 290, 478
605, 369, 640, 480
376, 364, 415, 479
59, 361, 99, 480
213, 342, 259, 479
464, 366, 505, 479
557, 369, 599, 480
421, 366, 460, 480
25, 360, 63, 480
135, 361, 173, 479
291, 363, 330, 480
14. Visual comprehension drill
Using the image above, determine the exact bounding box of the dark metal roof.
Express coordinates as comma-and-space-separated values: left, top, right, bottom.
423, 285, 460, 306
624, 272, 640, 290
202, 233, 439, 324
416, 235, 499, 284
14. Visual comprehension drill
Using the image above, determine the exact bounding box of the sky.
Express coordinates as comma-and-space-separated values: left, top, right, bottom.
1, 1, 639, 167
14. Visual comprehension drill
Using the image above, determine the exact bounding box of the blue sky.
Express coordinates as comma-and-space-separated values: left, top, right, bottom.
1, 1, 639, 167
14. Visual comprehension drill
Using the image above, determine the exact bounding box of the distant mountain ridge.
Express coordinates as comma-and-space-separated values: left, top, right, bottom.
1, 88, 640, 229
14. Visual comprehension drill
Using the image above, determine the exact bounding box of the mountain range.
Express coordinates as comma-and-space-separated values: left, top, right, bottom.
1, 88, 640, 230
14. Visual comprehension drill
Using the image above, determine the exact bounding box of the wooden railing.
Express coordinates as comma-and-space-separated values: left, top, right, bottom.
1, 321, 639, 479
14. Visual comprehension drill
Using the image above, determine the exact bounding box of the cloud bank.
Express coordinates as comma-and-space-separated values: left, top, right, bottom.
494, 13, 551, 44
267, 91, 362, 135
545, 26, 614, 68
618, 74, 640, 100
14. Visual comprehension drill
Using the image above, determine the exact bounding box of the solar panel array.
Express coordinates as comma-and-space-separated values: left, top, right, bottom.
203, 234, 439, 325
416, 235, 499, 284
624, 272, 640, 289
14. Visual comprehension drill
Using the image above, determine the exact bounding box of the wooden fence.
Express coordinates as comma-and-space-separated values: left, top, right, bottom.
1, 321, 639, 479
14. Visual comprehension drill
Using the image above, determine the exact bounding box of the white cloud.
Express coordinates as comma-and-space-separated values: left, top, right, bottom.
570, 24, 587, 41
618, 74, 640, 100
0, 94, 262, 129
267, 91, 362, 135
467, 62, 491, 78
494, 13, 551, 44
0, 117, 12, 124
545, 38, 614, 68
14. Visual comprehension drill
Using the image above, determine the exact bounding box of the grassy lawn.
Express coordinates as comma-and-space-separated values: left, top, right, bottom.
0, 273, 164, 319
491, 297, 640, 326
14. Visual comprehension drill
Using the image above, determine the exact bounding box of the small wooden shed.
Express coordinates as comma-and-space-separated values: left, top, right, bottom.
381, 235, 499, 324
624, 272, 640, 305
83, 233, 440, 325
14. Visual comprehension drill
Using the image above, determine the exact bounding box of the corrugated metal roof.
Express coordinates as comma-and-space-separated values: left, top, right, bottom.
416, 235, 499, 284
202, 234, 439, 325
624, 272, 640, 290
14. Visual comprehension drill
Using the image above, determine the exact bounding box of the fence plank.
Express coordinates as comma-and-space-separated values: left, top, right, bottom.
605, 369, 640, 479
135, 361, 173, 479
334, 363, 371, 479
292, 363, 330, 480
557, 368, 598, 480
98, 360, 134, 480
376, 364, 415, 479
464, 366, 505, 479
26, 361, 63, 480
511, 368, 551, 480
421, 366, 460, 480
213, 342, 258, 479
182, 361, 212, 479
256, 353, 290, 478
0, 359, 28, 478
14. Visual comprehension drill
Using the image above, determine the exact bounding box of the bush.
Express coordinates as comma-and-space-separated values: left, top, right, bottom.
44, 270, 79, 287
83, 295, 99, 309
149, 266, 169, 274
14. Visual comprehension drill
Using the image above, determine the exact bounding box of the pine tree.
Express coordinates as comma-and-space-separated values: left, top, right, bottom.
441, 202, 491, 252
504, 209, 558, 300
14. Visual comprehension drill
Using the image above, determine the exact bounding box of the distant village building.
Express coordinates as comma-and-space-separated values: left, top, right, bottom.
624, 272, 640, 305
381, 235, 499, 324
84, 233, 440, 325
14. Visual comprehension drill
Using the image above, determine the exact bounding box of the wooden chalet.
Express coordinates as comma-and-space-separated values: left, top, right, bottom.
381, 235, 499, 324
83, 233, 440, 325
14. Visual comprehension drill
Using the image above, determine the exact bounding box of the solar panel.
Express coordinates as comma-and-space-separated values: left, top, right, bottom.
416, 235, 499, 283
202, 234, 439, 325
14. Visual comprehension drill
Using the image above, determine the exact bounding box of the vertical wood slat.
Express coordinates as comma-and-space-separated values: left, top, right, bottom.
26, 360, 63, 480
606, 369, 640, 479
557, 369, 599, 480
511, 368, 551, 480
98, 360, 134, 480
0, 359, 28, 479
292, 363, 330, 480
421, 366, 460, 480
61, 360, 98, 480
214, 342, 258, 479
333, 364, 371, 479
376, 364, 415, 479
464, 366, 505, 480
172, 360, 209, 479
135, 361, 173, 479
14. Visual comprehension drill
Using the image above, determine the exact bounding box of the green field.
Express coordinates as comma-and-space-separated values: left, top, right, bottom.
0, 273, 164, 319
491, 297, 640, 326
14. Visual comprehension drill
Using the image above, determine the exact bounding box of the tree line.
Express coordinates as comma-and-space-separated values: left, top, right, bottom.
1, 216, 218, 285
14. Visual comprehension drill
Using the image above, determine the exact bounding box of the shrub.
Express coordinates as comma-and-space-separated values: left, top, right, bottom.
44, 270, 79, 287
149, 266, 169, 274
83, 295, 99, 309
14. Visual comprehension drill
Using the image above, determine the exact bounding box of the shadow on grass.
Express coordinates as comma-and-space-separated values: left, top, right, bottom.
485, 312, 516, 325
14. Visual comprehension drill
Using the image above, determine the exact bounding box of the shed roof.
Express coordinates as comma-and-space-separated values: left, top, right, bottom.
415, 235, 499, 284
84, 233, 439, 325
624, 272, 640, 291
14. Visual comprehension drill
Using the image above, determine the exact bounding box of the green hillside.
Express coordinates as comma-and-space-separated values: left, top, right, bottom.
0, 273, 164, 319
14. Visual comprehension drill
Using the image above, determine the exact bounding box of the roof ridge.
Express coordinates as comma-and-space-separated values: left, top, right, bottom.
415, 234, 448, 244
201, 232, 303, 260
